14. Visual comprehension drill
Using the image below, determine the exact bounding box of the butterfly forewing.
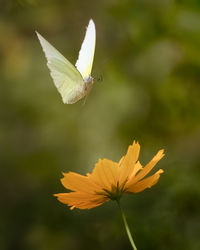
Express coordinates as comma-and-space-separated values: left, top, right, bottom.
36, 32, 84, 104
75, 19, 96, 79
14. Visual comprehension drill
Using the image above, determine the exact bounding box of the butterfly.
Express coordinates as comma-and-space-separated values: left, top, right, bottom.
36, 19, 96, 104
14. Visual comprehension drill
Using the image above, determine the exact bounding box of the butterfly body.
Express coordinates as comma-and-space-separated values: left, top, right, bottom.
36, 19, 96, 104
69, 76, 94, 104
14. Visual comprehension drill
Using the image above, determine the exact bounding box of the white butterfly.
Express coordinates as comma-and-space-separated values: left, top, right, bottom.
36, 19, 96, 104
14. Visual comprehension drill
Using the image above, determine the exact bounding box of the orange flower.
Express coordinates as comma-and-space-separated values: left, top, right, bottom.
54, 141, 164, 210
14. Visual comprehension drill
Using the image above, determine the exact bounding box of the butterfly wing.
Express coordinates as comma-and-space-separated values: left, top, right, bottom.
75, 19, 96, 78
36, 32, 84, 104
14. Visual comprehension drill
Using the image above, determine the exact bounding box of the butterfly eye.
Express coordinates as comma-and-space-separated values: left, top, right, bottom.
94, 75, 103, 83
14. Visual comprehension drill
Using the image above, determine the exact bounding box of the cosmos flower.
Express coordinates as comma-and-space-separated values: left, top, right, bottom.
54, 141, 164, 210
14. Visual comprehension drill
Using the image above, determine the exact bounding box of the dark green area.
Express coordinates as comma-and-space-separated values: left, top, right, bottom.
1, 0, 200, 249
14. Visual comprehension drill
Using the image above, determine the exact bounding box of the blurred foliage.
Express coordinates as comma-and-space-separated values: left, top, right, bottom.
1, 0, 200, 249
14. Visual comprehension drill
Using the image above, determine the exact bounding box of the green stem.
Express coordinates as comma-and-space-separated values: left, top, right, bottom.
116, 200, 138, 250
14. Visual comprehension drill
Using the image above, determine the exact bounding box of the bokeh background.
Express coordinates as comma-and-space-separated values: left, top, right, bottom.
1, 0, 200, 249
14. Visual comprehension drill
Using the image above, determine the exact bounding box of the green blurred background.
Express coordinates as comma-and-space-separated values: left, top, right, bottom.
1, 0, 200, 249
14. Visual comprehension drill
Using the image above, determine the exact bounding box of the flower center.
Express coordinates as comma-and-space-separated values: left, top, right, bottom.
103, 182, 124, 200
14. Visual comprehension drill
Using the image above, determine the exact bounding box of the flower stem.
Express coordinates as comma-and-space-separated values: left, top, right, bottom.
116, 200, 138, 250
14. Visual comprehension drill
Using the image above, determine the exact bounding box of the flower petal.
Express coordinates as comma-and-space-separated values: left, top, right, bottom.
54, 192, 108, 210
89, 159, 119, 191
129, 161, 143, 179
126, 169, 164, 193
124, 161, 143, 189
134, 149, 164, 183
118, 141, 140, 186
61, 172, 102, 194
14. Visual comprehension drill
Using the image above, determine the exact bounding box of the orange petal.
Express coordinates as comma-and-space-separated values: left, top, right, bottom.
126, 169, 164, 193
124, 161, 143, 189
70, 200, 107, 210
118, 156, 124, 165
54, 192, 108, 210
61, 172, 102, 194
89, 159, 119, 191
134, 149, 164, 183
129, 161, 143, 179
118, 141, 140, 186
